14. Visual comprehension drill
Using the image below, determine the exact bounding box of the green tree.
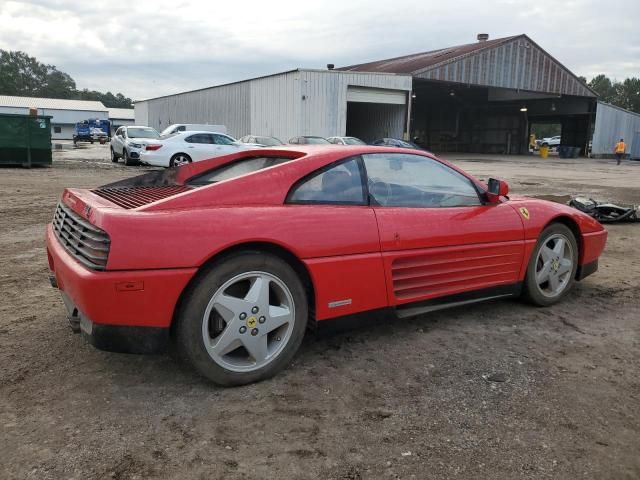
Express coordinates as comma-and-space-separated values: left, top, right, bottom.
614, 77, 640, 113
0, 49, 132, 108
588, 74, 617, 103
0, 50, 48, 96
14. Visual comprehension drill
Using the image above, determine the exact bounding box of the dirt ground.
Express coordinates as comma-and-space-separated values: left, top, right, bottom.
1, 144, 639, 480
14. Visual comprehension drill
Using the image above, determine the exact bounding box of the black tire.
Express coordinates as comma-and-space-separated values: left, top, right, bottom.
170, 153, 192, 167
123, 149, 135, 166
110, 147, 119, 162
174, 252, 308, 386
522, 223, 579, 307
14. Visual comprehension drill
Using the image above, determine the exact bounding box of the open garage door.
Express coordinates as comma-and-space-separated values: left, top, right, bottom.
346, 87, 407, 142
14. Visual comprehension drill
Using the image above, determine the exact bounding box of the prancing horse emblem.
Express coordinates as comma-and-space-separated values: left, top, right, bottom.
519, 207, 530, 220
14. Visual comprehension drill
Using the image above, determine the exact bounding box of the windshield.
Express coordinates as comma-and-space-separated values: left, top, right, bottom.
305, 137, 330, 144
127, 128, 160, 139
256, 136, 283, 146
187, 156, 292, 186
344, 137, 366, 145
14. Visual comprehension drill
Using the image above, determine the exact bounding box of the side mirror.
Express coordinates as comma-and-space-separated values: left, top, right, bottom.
486, 177, 509, 203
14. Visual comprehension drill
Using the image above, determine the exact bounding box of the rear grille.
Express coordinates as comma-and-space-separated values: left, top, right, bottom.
53, 202, 110, 270
91, 185, 192, 209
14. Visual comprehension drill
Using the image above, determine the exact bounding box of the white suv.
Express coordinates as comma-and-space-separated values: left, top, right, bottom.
110, 126, 161, 165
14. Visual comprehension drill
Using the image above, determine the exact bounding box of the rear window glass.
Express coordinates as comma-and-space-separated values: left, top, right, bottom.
187, 156, 293, 186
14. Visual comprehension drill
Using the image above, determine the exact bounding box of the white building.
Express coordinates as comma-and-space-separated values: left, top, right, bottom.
108, 108, 135, 131
135, 69, 413, 142
0, 96, 109, 140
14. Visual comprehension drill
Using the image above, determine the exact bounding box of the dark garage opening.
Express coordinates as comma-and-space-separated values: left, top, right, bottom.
346, 102, 406, 143
409, 79, 594, 155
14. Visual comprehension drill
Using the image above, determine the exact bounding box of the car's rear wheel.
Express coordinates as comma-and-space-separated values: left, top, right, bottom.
170, 153, 192, 167
523, 223, 578, 306
110, 147, 119, 162
175, 252, 308, 386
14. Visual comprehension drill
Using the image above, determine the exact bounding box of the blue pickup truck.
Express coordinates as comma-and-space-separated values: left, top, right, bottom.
73, 119, 111, 145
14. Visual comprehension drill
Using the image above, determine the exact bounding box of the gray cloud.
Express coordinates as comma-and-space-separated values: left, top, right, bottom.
1, 0, 638, 100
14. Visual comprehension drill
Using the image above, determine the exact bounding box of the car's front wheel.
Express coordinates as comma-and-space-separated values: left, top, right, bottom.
110, 147, 119, 162
175, 252, 308, 386
523, 223, 578, 306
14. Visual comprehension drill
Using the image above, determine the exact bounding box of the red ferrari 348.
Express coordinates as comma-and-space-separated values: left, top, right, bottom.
46, 146, 607, 385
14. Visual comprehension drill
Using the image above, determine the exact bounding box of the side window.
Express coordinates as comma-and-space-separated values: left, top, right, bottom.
363, 153, 481, 207
288, 157, 366, 205
212, 134, 235, 145
177, 126, 186, 132
184, 133, 211, 143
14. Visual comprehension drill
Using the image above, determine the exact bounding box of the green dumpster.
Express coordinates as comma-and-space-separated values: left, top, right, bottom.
0, 113, 52, 167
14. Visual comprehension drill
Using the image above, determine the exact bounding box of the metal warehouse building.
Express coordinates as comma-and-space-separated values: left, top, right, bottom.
0, 96, 108, 140
136, 34, 640, 156
135, 70, 413, 142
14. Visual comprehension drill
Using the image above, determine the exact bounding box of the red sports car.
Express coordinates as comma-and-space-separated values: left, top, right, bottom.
46, 146, 607, 385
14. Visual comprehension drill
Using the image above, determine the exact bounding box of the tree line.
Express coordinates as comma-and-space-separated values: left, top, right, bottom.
0, 50, 133, 109
581, 74, 640, 114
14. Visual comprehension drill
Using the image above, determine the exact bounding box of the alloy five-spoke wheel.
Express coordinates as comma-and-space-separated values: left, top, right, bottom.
534, 233, 573, 298
524, 223, 578, 306
174, 252, 308, 386
203, 271, 295, 372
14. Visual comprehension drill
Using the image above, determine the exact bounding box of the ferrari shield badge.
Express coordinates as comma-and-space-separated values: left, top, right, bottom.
519, 207, 530, 220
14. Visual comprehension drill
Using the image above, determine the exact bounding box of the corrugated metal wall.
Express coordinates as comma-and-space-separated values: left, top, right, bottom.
592, 101, 640, 155
250, 71, 301, 141
141, 82, 251, 137
137, 70, 412, 142
418, 37, 594, 98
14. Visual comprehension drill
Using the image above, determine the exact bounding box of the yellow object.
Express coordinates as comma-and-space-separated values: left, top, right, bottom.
519, 207, 530, 220
615, 141, 626, 153
540, 145, 549, 158
247, 317, 257, 328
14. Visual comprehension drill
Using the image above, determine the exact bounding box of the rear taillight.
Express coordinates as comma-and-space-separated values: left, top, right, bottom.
146, 144, 162, 151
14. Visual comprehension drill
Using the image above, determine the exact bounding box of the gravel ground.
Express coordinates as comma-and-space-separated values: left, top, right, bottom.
1, 144, 639, 480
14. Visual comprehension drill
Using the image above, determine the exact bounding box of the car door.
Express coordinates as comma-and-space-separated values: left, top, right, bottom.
362, 152, 525, 306
285, 156, 388, 320
113, 128, 124, 154
183, 134, 218, 161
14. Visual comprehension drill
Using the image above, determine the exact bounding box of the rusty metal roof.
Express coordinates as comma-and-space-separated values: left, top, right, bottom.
339, 36, 518, 74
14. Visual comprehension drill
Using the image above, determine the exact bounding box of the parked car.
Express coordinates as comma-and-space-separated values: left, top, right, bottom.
327, 136, 367, 145
160, 124, 228, 137
90, 127, 108, 143
288, 136, 331, 145
372, 138, 424, 149
110, 126, 161, 165
239, 135, 284, 147
47, 144, 607, 386
537, 136, 561, 148
139, 131, 254, 167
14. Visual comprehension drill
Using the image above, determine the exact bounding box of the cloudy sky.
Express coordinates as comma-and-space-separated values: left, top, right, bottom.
1, 0, 638, 100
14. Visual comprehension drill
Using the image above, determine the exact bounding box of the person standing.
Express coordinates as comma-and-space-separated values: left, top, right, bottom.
614, 138, 626, 165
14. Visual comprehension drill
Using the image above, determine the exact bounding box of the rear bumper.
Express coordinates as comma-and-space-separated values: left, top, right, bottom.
46, 224, 196, 351
138, 151, 169, 167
